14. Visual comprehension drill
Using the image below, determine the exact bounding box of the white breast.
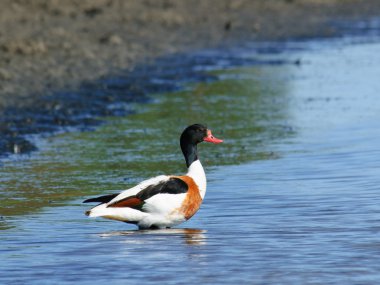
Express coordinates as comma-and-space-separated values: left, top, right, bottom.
186, 160, 207, 199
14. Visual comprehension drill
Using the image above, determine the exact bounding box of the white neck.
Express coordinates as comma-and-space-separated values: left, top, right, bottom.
186, 160, 207, 199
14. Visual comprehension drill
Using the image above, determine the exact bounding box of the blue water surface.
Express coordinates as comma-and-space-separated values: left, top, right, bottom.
1, 38, 380, 284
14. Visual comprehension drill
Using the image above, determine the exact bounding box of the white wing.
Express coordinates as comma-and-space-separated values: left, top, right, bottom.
107, 175, 169, 205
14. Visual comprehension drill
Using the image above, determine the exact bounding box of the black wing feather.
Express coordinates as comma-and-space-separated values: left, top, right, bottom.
84, 177, 188, 207
135, 177, 188, 200
83, 193, 119, 203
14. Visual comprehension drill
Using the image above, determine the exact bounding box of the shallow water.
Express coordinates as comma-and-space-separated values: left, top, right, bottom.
1, 39, 380, 284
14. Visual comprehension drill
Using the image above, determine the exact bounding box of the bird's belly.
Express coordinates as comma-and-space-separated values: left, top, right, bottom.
138, 213, 186, 229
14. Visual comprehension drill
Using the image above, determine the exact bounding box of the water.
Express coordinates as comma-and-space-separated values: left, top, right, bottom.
1, 38, 380, 284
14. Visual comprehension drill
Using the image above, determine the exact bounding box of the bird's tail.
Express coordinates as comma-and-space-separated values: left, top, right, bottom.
85, 203, 147, 223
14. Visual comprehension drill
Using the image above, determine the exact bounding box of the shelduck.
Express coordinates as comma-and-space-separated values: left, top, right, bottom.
83, 124, 223, 229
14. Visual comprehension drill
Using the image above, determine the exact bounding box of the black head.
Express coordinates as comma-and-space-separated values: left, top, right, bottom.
180, 124, 208, 146
180, 124, 223, 167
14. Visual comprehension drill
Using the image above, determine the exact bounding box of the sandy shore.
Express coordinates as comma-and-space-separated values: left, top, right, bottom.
1, 0, 380, 110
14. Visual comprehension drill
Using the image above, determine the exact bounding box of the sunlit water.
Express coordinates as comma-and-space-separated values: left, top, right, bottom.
1, 38, 380, 284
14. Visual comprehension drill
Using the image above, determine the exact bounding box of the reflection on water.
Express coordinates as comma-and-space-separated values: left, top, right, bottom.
99, 228, 207, 246
1, 39, 380, 284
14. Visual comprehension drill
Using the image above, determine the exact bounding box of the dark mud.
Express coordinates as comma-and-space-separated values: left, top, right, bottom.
2, 0, 380, 108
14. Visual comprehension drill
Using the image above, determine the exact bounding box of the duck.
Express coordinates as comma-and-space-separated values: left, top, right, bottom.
83, 124, 223, 229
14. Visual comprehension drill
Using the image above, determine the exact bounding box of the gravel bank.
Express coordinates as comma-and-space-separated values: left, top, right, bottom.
1, 0, 380, 109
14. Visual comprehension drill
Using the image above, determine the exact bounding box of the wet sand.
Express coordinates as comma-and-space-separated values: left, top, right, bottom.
1, 0, 380, 109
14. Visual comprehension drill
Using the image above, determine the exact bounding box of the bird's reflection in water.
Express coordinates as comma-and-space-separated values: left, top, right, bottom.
98, 228, 207, 246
